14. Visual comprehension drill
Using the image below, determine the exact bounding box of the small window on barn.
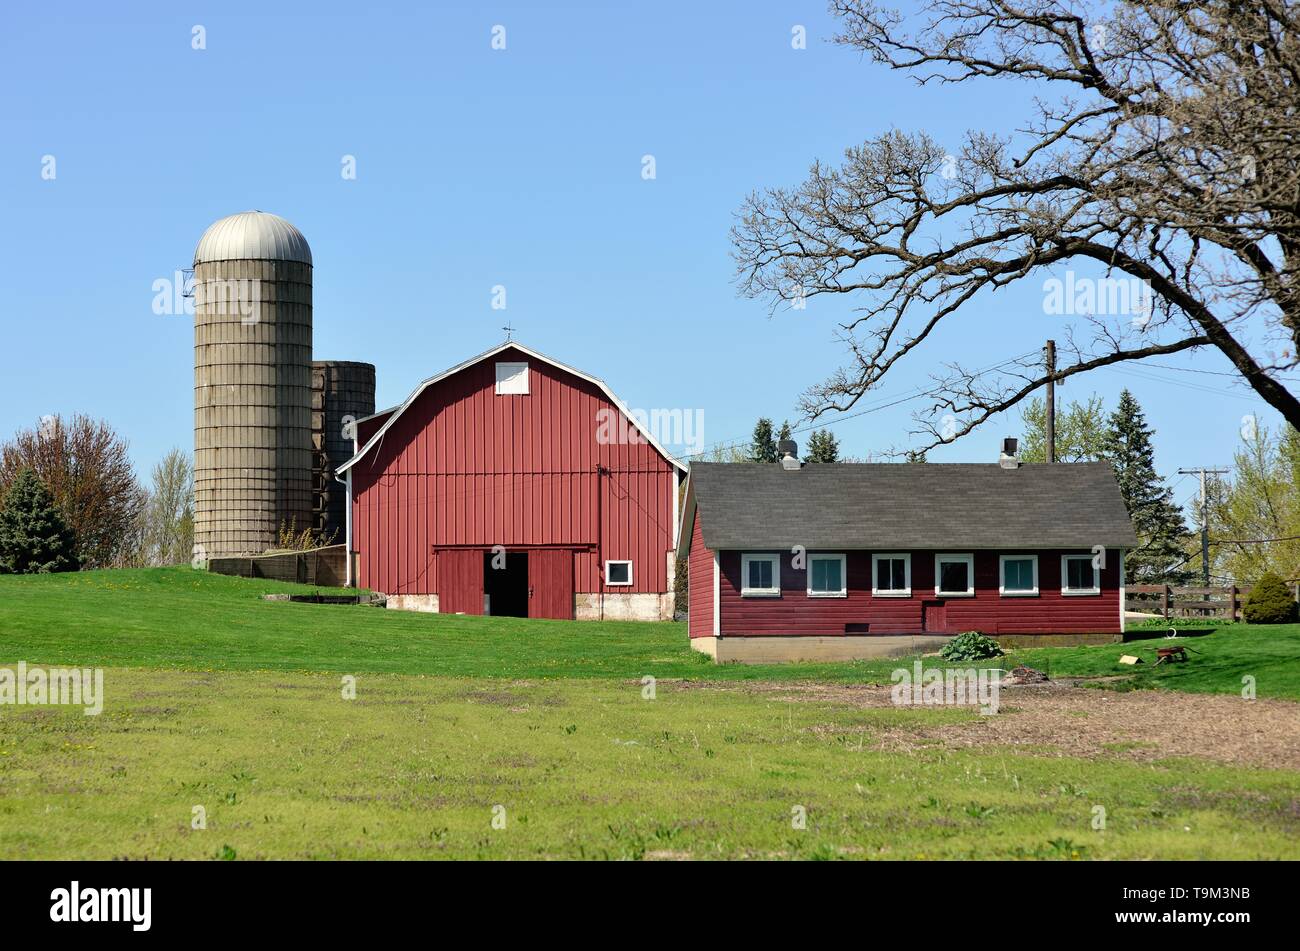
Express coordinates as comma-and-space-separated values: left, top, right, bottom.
741, 553, 780, 597
1061, 554, 1100, 595
872, 553, 911, 597
605, 560, 632, 586
808, 554, 847, 597
495, 361, 529, 395
935, 554, 975, 597
999, 555, 1039, 596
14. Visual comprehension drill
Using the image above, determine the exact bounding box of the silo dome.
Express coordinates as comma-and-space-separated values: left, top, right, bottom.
194, 210, 312, 265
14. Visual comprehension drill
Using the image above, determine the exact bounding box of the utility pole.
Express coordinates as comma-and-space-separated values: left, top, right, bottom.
1177, 466, 1230, 586
1044, 339, 1057, 463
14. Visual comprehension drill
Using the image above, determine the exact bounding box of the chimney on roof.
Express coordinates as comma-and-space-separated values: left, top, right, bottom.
779, 439, 801, 470
999, 437, 1020, 469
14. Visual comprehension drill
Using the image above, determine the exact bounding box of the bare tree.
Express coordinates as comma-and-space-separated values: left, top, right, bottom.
732, 0, 1300, 449
0, 415, 145, 567
142, 448, 194, 566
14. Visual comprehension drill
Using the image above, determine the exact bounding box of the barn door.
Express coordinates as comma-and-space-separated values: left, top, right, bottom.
528, 549, 573, 619
437, 549, 484, 615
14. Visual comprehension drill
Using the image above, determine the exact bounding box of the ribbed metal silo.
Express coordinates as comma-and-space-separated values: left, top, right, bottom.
311, 360, 376, 542
193, 211, 313, 560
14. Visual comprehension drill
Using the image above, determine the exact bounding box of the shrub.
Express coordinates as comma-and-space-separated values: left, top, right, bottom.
1243, 572, 1299, 624
0, 469, 79, 574
673, 557, 688, 617
940, 631, 1004, 661
275, 517, 336, 552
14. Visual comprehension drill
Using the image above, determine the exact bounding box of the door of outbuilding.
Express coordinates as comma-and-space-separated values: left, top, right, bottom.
922, 600, 948, 633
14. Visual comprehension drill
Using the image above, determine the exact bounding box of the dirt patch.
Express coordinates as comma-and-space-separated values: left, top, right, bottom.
458, 689, 525, 707
675, 680, 1300, 771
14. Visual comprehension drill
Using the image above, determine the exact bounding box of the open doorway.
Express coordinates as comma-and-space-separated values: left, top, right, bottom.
484, 550, 528, 617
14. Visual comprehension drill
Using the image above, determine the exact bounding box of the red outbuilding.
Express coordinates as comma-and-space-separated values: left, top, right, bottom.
337, 342, 685, 620
677, 446, 1139, 662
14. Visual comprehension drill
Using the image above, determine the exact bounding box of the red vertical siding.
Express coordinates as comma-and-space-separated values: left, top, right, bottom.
686, 512, 714, 638
352, 347, 677, 597
712, 547, 1122, 636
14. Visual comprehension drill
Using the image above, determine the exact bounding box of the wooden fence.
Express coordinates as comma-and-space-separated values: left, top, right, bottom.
1125, 582, 1300, 621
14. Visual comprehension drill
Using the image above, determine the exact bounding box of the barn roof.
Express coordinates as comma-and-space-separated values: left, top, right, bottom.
337, 341, 686, 475
679, 461, 1138, 554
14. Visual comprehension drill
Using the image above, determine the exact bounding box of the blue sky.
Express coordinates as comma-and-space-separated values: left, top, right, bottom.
0, 0, 1277, 513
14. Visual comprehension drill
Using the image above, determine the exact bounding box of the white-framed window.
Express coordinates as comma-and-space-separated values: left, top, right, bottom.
494, 361, 529, 394
807, 553, 847, 598
1061, 554, 1100, 595
934, 553, 975, 597
741, 553, 780, 597
604, 560, 633, 586
999, 554, 1039, 596
871, 553, 911, 597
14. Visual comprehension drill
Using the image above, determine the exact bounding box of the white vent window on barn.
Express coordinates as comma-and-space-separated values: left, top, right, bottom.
495, 361, 529, 395
605, 560, 633, 586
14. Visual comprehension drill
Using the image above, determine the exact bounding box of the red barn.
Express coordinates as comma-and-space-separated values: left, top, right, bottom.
337, 343, 685, 620
677, 452, 1138, 662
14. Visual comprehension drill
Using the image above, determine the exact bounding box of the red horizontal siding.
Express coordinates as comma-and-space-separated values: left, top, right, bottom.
687, 513, 714, 638
352, 347, 676, 596
714, 546, 1122, 636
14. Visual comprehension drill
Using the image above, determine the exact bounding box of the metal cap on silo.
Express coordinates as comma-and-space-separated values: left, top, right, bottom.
193, 211, 314, 561
194, 210, 313, 266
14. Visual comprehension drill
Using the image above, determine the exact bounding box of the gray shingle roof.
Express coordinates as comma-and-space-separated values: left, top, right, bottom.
686, 461, 1138, 551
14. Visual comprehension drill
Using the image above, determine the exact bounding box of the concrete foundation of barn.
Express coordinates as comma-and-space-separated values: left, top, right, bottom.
574, 593, 674, 622
386, 594, 440, 613
383, 592, 672, 621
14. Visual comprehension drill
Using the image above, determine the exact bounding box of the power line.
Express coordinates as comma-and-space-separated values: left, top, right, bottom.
1142, 360, 1300, 384
687, 349, 1041, 459
1209, 533, 1300, 546
1104, 364, 1266, 402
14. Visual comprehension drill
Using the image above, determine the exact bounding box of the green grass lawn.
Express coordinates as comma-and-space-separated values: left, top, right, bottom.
2, 666, 1296, 860
2, 567, 1297, 695
0, 567, 1296, 859
1009, 625, 1300, 700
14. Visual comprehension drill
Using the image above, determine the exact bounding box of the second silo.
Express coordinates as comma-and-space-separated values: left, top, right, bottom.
193, 211, 313, 559
311, 360, 376, 542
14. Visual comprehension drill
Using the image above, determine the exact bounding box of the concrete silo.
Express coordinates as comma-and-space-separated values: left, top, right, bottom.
193, 211, 313, 560
311, 360, 376, 542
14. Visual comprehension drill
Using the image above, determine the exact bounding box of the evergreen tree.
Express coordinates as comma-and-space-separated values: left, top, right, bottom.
805, 430, 823, 462
1242, 571, 1299, 624
777, 420, 792, 442
805, 429, 841, 463
0, 469, 79, 574
749, 418, 778, 463
1101, 390, 1189, 584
